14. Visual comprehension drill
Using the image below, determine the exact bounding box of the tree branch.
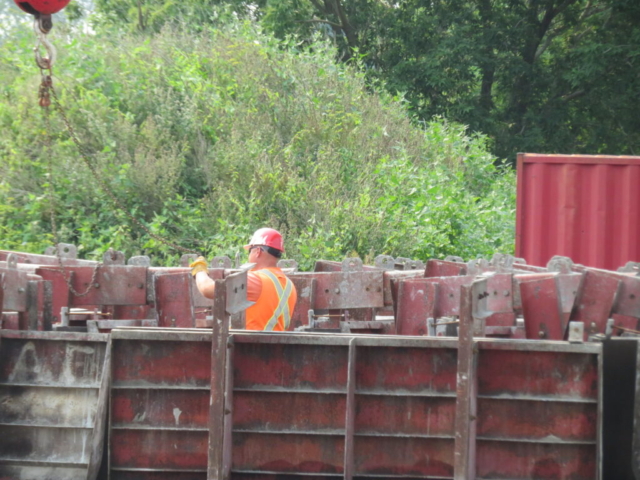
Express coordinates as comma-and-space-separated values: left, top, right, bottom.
561, 89, 586, 101
297, 17, 344, 29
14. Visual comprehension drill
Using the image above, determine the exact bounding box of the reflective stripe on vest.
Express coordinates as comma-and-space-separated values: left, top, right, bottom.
261, 270, 293, 331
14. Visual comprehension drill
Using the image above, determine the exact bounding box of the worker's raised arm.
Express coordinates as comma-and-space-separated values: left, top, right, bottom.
191, 256, 216, 299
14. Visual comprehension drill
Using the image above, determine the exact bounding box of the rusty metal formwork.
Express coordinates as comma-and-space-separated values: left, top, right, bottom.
108, 330, 211, 479
0, 330, 110, 480
104, 326, 601, 479
1, 247, 639, 478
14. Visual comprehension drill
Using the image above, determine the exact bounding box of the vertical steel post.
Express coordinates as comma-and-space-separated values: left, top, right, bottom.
222, 336, 235, 478
208, 279, 228, 480
344, 338, 357, 479
454, 282, 479, 480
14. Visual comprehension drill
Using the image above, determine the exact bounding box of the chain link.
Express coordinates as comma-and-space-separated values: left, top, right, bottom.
41, 70, 102, 297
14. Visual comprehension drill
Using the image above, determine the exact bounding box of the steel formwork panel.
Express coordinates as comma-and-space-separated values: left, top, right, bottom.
109, 332, 212, 480
0, 330, 110, 480
101, 328, 603, 480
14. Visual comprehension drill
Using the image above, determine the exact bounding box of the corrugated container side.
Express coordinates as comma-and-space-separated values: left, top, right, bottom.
516, 153, 640, 270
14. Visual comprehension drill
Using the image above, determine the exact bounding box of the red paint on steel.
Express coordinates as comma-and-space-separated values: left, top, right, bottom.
110, 336, 212, 477
154, 273, 196, 327
36, 265, 147, 307
232, 433, 344, 474
36, 267, 72, 325
519, 276, 565, 340
356, 346, 457, 394
112, 474, 205, 480
516, 153, 640, 270
111, 340, 211, 387
477, 398, 597, 440
424, 276, 475, 317
478, 350, 598, 400
356, 395, 456, 436
425, 259, 467, 277
111, 389, 210, 428
571, 269, 620, 336
354, 437, 454, 477
233, 343, 349, 391
233, 391, 346, 432
286, 276, 315, 330
395, 279, 436, 335
110, 429, 208, 469
312, 271, 384, 310
476, 441, 596, 479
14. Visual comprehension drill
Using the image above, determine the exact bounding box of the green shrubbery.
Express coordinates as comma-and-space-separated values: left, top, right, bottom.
0, 19, 515, 270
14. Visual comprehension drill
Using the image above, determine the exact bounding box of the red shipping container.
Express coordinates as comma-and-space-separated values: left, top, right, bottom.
516, 153, 640, 270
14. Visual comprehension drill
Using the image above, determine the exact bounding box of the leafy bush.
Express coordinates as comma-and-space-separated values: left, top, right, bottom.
0, 18, 515, 270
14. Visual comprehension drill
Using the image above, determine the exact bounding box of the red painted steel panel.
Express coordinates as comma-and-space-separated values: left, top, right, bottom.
37, 265, 147, 306
111, 340, 211, 387
516, 153, 640, 270
355, 396, 456, 436
519, 276, 565, 340
395, 279, 436, 335
233, 391, 346, 432
424, 276, 475, 317
110, 429, 208, 469
287, 276, 315, 330
233, 343, 348, 391
477, 398, 597, 441
476, 441, 596, 479
353, 437, 454, 477
356, 346, 457, 394
232, 433, 344, 474
478, 350, 598, 400
154, 273, 196, 327
112, 473, 205, 480
425, 259, 467, 277
111, 389, 210, 428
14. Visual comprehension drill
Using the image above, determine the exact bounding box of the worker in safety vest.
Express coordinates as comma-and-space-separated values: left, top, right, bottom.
190, 228, 297, 331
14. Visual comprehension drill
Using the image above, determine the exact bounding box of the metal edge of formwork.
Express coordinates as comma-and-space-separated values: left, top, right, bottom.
87, 335, 112, 480
600, 337, 639, 480
635, 338, 640, 480
0, 329, 110, 480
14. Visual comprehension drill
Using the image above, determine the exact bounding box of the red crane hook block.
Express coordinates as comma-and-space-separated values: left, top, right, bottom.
13, 0, 71, 33
13, 0, 71, 16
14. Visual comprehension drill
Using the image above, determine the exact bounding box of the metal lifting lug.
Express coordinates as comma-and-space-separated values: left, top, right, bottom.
36, 13, 53, 34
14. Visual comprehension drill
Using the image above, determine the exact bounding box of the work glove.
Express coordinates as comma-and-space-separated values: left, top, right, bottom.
190, 256, 208, 277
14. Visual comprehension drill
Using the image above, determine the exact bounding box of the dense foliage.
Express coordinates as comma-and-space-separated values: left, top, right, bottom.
91, 0, 640, 162
0, 20, 514, 269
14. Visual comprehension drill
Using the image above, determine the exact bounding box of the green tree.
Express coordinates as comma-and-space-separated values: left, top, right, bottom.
0, 20, 515, 267
112, 0, 640, 161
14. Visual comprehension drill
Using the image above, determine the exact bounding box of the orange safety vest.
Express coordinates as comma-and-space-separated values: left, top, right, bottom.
245, 268, 297, 331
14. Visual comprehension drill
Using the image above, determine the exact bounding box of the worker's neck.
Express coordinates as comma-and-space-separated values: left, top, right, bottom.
254, 257, 279, 270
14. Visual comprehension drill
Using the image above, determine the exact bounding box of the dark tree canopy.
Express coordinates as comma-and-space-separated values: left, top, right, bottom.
90, 0, 639, 162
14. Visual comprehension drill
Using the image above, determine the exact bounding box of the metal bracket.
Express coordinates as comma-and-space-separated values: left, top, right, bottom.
374, 255, 396, 270
547, 255, 574, 274
568, 321, 585, 343
618, 261, 640, 276
225, 264, 255, 315
277, 259, 298, 271
128, 256, 151, 267
212, 256, 233, 269
342, 258, 363, 272
103, 248, 125, 265
491, 253, 515, 273
45, 243, 77, 259
180, 254, 199, 267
